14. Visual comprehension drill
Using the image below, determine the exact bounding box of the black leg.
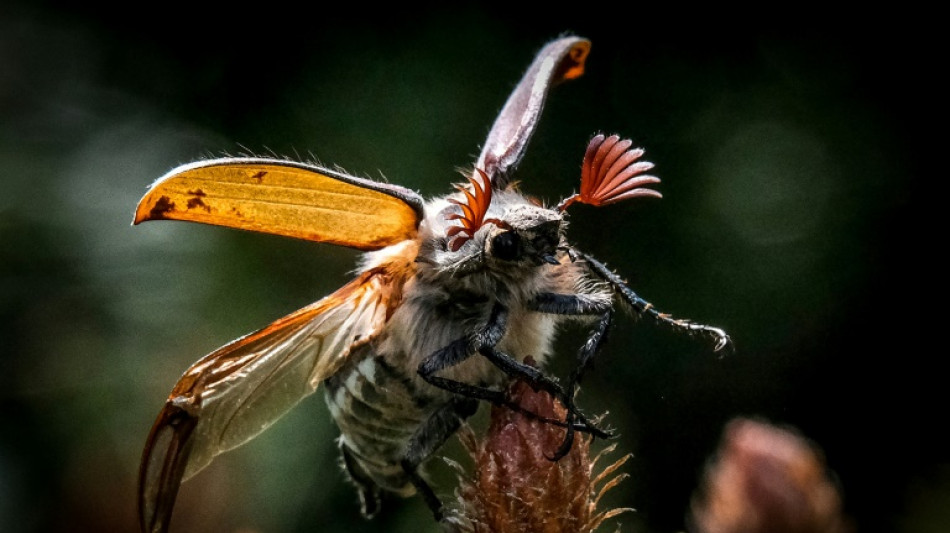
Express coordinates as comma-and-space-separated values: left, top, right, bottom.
581, 252, 734, 353
530, 292, 615, 459
529, 292, 614, 387
401, 396, 479, 522
417, 303, 610, 439
546, 308, 614, 460
475, 345, 611, 440
570, 308, 613, 386
339, 442, 382, 519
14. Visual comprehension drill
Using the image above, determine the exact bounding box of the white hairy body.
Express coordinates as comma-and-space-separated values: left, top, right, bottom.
324, 188, 611, 499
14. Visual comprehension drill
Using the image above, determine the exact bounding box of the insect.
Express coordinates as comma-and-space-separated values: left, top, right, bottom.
134, 36, 731, 533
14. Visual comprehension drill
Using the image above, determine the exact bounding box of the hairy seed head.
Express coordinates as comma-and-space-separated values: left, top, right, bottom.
449, 366, 632, 532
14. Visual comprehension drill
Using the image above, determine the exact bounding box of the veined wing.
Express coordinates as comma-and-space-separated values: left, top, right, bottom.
139, 267, 399, 533
475, 36, 589, 189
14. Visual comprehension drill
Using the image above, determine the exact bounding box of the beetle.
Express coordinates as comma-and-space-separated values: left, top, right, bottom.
134, 35, 731, 532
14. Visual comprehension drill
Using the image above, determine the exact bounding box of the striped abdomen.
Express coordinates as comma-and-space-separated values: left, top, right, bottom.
323, 345, 436, 510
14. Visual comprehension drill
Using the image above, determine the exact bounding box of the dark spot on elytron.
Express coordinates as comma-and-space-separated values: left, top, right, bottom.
149, 195, 176, 219
186, 189, 206, 197
250, 171, 267, 182
186, 197, 211, 212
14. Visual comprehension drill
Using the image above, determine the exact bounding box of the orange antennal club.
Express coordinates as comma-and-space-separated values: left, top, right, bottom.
446, 169, 495, 251
558, 134, 662, 212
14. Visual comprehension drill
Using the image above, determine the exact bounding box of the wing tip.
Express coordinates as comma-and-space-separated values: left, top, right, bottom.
138, 401, 199, 533
133, 192, 177, 226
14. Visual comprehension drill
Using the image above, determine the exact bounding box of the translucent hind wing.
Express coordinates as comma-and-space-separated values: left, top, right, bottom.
138, 268, 398, 533
475, 36, 590, 188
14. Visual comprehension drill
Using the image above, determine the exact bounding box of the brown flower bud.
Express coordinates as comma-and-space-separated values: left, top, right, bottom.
690, 418, 852, 533
450, 366, 632, 532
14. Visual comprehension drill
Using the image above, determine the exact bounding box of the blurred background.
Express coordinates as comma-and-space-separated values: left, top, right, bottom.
1, 4, 940, 533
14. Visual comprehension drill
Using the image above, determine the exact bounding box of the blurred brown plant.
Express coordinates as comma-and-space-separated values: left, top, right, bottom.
447, 362, 632, 533
689, 417, 852, 533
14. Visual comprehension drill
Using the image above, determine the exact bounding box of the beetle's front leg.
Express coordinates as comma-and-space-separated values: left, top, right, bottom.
580, 252, 734, 353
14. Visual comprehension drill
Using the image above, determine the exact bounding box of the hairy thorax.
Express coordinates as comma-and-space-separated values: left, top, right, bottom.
358, 189, 584, 397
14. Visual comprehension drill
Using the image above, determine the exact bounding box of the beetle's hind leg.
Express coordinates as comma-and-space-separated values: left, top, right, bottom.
339, 441, 382, 519
401, 395, 479, 523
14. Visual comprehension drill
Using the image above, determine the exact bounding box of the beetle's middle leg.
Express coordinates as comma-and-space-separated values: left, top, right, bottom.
530, 292, 615, 459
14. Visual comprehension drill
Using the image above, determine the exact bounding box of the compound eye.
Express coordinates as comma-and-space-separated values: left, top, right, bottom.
490, 231, 521, 261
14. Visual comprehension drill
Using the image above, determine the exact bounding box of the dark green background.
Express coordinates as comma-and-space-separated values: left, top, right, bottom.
2, 5, 940, 533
